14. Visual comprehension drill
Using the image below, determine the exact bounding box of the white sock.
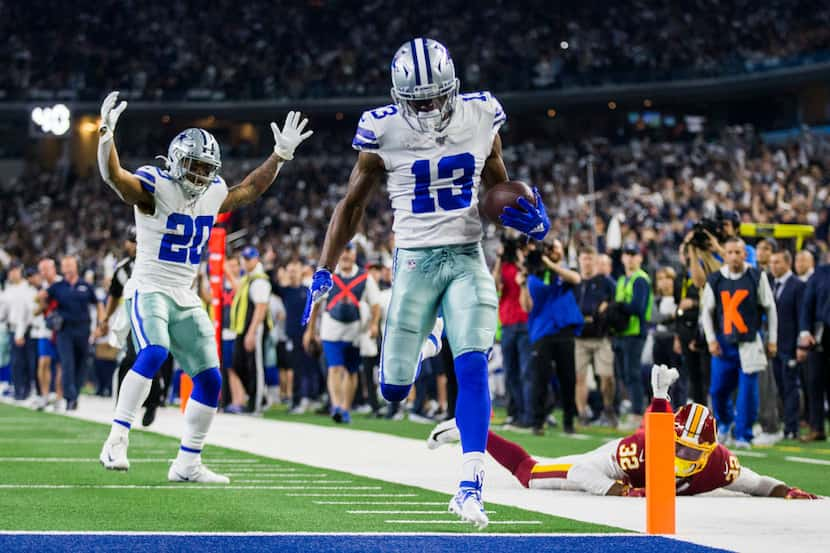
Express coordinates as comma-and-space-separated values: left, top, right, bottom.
175, 398, 217, 466
108, 371, 152, 441
461, 451, 485, 487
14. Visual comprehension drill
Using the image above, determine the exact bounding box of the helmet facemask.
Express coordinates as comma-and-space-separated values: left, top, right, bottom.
392, 79, 459, 134
164, 128, 222, 199
674, 440, 714, 478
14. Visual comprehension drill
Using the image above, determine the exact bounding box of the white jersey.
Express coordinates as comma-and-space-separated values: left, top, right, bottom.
127, 165, 228, 307
352, 91, 506, 249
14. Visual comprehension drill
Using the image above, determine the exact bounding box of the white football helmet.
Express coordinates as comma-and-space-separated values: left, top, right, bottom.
390, 38, 459, 134
163, 128, 221, 198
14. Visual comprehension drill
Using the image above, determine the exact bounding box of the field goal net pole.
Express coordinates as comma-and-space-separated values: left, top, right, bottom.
645, 411, 676, 534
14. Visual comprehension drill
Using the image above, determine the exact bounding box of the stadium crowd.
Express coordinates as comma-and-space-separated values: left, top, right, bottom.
2, 0, 830, 101
2, 122, 830, 445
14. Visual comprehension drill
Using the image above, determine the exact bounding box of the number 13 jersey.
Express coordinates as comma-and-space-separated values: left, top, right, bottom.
353, 92, 506, 249
127, 165, 228, 307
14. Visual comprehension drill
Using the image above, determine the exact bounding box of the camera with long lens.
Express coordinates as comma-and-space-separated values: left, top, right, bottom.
689, 218, 723, 250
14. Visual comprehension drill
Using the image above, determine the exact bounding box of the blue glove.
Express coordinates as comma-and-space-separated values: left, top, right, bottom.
301, 268, 333, 327
499, 187, 550, 241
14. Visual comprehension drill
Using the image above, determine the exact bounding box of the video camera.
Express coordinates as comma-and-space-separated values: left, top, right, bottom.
689, 218, 724, 250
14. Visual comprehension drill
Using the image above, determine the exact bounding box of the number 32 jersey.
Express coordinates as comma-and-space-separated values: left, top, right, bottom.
126, 166, 228, 307
353, 92, 506, 249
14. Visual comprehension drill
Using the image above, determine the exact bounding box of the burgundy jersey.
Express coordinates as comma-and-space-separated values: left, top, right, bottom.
614, 433, 741, 495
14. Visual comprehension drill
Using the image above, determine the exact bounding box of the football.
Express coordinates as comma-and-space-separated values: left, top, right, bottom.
479, 180, 535, 224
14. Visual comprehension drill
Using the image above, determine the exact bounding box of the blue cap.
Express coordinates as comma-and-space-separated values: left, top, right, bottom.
622, 242, 640, 255
241, 246, 260, 259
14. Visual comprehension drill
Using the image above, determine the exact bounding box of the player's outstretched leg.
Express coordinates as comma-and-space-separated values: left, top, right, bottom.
100, 345, 168, 470
168, 368, 229, 484
448, 350, 490, 530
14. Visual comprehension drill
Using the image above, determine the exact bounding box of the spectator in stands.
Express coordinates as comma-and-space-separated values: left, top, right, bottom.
492, 238, 530, 428
756, 238, 778, 277
520, 238, 582, 434
573, 246, 616, 427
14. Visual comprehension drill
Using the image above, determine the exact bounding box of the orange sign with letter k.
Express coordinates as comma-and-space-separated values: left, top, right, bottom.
720, 290, 749, 335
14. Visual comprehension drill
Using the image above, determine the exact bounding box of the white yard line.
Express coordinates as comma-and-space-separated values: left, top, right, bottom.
383, 520, 540, 525
234, 479, 353, 484
38, 396, 830, 553
733, 451, 767, 458
347, 510, 496, 515
0, 484, 381, 491
286, 493, 419, 498
784, 456, 830, 466
314, 501, 446, 505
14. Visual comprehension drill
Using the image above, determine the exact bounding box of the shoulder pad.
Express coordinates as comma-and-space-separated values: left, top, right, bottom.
459, 91, 506, 127
352, 105, 399, 151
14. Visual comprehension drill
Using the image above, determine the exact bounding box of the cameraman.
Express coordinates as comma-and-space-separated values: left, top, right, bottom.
518, 239, 582, 434
492, 238, 530, 427
675, 244, 710, 406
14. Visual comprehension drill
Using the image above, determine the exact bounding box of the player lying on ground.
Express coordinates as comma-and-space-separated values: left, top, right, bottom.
302, 38, 550, 529
96, 91, 312, 482
429, 365, 818, 499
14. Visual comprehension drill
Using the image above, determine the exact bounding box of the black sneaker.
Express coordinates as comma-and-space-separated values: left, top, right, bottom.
66, 399, 78, 411
142, 406, 157, 427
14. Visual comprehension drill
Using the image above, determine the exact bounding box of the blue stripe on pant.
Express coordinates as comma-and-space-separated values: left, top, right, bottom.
56, 325, 91, 402
709, 339, 759, 442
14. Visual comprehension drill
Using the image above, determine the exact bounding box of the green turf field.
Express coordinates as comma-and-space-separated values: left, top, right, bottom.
265, 405, 830, 497
0, 403, 621, 533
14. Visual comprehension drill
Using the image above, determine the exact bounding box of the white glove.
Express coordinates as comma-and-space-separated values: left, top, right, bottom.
99, 91, 128, 142
650, 364, 679, 400
271, 111, 313, 161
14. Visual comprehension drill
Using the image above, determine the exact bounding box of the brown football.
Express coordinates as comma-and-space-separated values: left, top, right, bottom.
479, 180, 535, 224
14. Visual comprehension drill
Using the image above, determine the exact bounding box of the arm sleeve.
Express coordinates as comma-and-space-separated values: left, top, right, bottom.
757, 272, 777, 344
566, 439, 626, 496
108, 266, 126, 299
249, 279, 272, 305
724, 465, 783, 497
623, 278, 649, 318
800, 275, 816, 334
701, 283, 717, 343
362, 275, 381, 307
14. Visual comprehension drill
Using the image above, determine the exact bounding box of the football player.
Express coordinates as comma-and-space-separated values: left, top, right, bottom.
302, 38, 551, 528
96, 91, 312, 482
429, 365, 818, 499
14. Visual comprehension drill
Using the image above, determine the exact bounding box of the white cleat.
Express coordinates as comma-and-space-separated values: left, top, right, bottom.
168, 462, 230, 484
449, 480, 489, 530
427, 418, 460, 450
99, 435, 130, 471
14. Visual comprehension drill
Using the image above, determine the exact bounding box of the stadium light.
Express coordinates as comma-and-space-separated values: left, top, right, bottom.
31, 104, 71, 136
560, 41, 569, 50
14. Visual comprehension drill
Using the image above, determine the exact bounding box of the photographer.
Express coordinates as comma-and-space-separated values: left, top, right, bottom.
492, 238, 530, 427
574, 246, 617, 426
518, 239, 583, 434
675, 244, 710, 406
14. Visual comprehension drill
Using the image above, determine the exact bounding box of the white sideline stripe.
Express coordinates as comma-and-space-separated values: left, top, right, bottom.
226, 473, 322, 477
348, 510, 497, 515
0, 484, 381, 491
234, 480, 353, 484
0, 531, 638, 536
314, 501, 446, 505
0, 438, 101, 443
0, 457, 256, 463
384, 520, 541, 525
733, 451, 767, 458
287, 493, 418, 498
785, 456, 830, 466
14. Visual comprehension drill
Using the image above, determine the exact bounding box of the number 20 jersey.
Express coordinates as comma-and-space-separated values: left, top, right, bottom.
127, 165, 228, 307
352, 92, 506, 249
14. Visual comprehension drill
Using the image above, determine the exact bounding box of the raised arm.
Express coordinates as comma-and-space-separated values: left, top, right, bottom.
220, 112, 313, 213
301, 151, 385, 326
97, 92, 154, 212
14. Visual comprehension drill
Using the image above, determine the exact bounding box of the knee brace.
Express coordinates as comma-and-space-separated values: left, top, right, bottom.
131, 345, 169, 379
191, 367, 222, 408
